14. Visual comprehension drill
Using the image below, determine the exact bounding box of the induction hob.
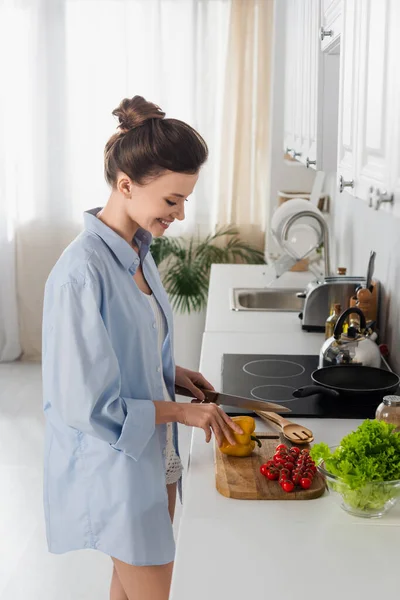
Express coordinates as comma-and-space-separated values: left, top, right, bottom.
221, 354, 379, 419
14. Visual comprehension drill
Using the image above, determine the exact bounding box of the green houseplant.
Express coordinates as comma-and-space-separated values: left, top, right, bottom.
150, 226, 265, 313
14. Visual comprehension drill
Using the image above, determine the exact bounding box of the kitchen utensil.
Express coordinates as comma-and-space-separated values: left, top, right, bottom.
366, 250, 376, 291
215, 434, 325, 500
299, 276, 366, 332
319, 307, 381, 368
175, 386, 291, 413
255, 411, 314, 443
293, 365, 400, 402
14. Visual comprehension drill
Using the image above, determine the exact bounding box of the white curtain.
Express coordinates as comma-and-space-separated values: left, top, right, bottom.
0, 0, 272, 361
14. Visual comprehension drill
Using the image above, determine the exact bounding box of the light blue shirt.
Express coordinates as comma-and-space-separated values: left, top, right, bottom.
42, 208, 179, 566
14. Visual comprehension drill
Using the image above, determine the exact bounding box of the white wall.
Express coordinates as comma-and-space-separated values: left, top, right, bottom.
331, 188, 400, 374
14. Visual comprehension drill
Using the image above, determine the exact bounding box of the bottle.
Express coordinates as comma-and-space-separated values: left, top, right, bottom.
325, 303, 342, 339
376, 396, 400, 432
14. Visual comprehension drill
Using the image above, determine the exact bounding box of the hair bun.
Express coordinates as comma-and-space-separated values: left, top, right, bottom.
112, 96, 165, 132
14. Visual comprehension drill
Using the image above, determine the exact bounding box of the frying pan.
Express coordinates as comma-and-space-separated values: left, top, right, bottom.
293, 365, 400, 400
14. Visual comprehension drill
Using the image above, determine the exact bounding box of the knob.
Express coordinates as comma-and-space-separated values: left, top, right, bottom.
374, 189, 394, 210
339, 175, 354, 193
285, 147, 293, 154
320, 27, 333, 41
296, 292, 306, 299
290, 150, 302, 159
306, 157, 317, 168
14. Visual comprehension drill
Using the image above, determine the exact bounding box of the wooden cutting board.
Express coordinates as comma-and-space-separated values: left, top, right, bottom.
215, 434, 326, 500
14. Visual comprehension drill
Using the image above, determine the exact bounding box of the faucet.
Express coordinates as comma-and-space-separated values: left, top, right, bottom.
281, 210, 331, 277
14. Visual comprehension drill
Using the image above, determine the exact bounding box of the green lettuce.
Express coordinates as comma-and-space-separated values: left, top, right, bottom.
311, 420, 400, 511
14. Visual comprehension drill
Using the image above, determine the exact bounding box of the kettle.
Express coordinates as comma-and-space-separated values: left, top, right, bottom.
319, 307, 381, 368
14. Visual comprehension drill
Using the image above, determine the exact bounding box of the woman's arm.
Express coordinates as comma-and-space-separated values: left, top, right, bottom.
43, 279, 155, 461
153, 400, 242, 447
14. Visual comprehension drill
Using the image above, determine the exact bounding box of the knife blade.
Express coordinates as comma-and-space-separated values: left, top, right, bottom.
175, 386, 291, 414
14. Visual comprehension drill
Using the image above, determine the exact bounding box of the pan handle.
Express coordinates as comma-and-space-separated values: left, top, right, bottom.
293, 386, 340, 399
333, 307, 366, 340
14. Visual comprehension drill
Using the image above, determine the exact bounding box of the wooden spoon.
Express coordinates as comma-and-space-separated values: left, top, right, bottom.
255, 411, 314, 444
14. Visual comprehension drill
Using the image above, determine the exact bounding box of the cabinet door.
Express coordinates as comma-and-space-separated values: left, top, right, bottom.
283, 0, 322, 169
320, 0, 342, 53
292, 0, 305, 158
355, 0, 393, 205
337, 0, 360, 198
307, 0, 322, 168
389, 0, 400, 217
283, 0, 296, 155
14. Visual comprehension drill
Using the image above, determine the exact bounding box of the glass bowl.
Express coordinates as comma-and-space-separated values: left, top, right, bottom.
317, 460, 400, 518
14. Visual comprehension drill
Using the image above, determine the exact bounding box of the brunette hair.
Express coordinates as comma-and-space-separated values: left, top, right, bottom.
104, 96, 208, 186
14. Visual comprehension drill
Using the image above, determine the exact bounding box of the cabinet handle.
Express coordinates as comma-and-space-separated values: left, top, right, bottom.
339, 175, 354, 193
306, 157, 317, 168
290, 150, 302, 159
320, 27, 333, 41
374, 189, 394, 210
285, 147, 293, 154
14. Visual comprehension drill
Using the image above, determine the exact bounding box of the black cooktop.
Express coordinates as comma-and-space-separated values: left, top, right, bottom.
221, 354, 379, 419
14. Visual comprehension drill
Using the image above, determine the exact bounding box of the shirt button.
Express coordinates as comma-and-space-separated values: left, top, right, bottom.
157, 366, 161, 373
152, 322, 156, 329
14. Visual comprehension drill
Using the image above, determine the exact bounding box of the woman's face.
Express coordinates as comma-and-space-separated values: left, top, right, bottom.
124, 170, 199, 237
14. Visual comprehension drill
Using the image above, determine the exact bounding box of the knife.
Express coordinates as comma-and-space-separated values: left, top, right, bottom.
175, 385, 291, 414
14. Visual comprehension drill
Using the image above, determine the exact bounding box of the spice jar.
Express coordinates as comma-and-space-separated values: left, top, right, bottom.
375, 396, 400, 431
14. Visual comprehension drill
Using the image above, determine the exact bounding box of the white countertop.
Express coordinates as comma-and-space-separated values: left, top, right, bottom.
170, 265, 399, 600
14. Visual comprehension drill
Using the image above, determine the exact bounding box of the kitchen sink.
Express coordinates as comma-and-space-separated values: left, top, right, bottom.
230, 288, 305, 312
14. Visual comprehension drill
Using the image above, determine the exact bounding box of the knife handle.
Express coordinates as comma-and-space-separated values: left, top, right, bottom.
175, 385, 215, 402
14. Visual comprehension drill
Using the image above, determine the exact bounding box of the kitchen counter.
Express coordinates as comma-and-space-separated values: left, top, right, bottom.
170, 265, 399, 600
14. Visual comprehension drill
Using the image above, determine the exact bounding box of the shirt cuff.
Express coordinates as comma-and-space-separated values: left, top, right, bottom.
111, 399, 156, 461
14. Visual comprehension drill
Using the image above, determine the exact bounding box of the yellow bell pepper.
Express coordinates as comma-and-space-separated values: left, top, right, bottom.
219, 416, 262, 457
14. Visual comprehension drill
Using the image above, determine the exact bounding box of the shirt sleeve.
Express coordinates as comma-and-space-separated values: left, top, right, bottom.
42, 279, 155, 461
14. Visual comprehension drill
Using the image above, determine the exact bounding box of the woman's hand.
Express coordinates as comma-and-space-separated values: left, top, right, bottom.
177, 402, 243, 447
175, 366, 214, 401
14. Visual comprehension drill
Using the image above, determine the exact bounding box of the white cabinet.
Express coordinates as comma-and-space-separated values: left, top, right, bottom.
283, 0, 326, 171
320, 0, 342, 52
336, 0, 360, 198
337, 0, 400, 214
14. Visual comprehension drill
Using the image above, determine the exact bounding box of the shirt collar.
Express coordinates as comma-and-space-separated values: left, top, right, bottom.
84, 208, 153, 272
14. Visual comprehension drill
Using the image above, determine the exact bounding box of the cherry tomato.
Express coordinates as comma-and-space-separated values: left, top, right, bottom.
281, 480, 295, 493
279, 473, 289, 482
290, 446, 301, 455
266, 460, 275, 468
284, 461, 294, 471
274, 456, 287, 466
303, 470, 314, 480
260, 464, 269, 476
266, 470, 279, 481
293, 473, 302, 486
300, 449, 310, 455
300, 477, 312, 490
276, 444, 288, 452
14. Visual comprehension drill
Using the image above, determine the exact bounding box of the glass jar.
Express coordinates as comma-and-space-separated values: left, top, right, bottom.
376, 396, 400, 431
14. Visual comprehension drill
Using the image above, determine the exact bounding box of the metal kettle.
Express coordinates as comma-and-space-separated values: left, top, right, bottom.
319, 307, 381, 368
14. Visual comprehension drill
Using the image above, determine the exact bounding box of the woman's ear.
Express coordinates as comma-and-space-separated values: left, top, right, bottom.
116, 173, 132, 198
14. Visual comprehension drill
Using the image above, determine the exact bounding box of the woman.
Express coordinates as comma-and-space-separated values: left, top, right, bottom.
42, 96, 242, 600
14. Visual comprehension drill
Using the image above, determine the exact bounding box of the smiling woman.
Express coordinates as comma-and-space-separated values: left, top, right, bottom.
42, 95, 243, 600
